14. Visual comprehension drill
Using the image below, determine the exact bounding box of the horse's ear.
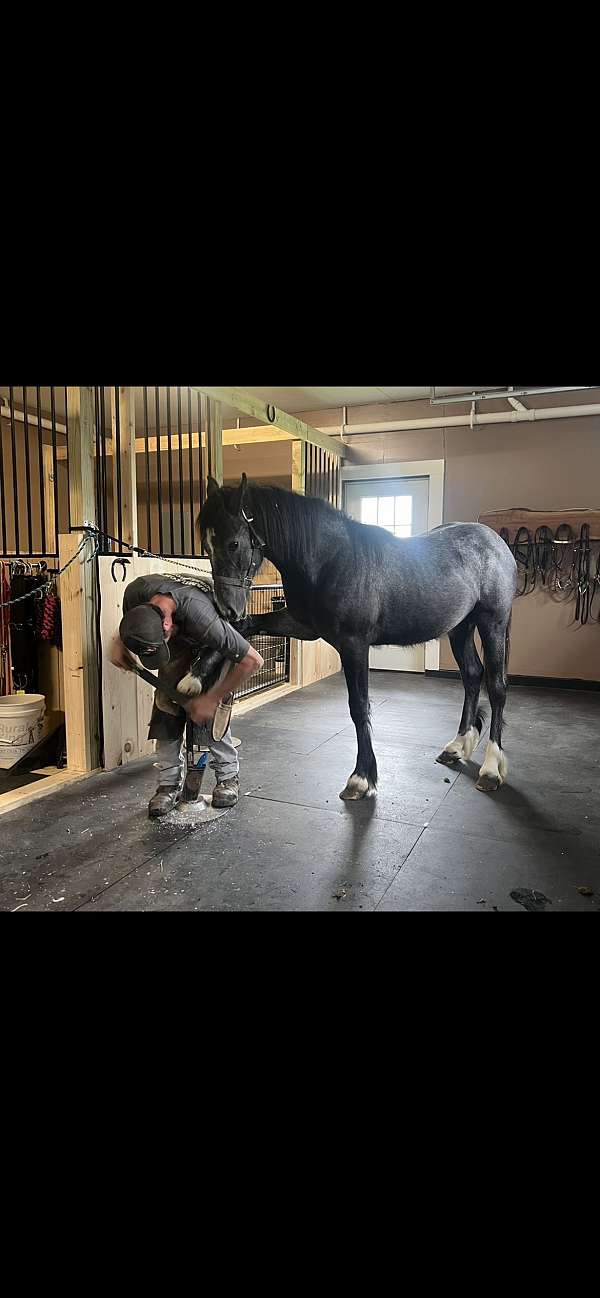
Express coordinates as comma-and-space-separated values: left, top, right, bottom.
207, 476, 222, 498
230, 472, 248, 517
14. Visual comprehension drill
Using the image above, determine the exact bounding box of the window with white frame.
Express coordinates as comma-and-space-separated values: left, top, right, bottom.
360, 495, 413, 538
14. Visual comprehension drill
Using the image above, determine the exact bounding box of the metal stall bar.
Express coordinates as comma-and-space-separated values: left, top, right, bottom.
22, 388, 33, 554
0, 396, 6, 552
166, 386, 174, 553
94, 387, 102, 544
143, 386, 152, 552
114, 385, 123, 550
187, 386, 195, 556
177, 386, 185, 553
49, 387, 60, 555
154, 386, 164, 556
8, 388, 20, 555
36, 386, 46, 556
100, 386, 108, 547
198, 386, 206, 524
64, 386, 70, 535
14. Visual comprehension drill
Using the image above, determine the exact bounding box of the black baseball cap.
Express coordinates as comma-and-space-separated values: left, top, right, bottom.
119, 605, 170, 669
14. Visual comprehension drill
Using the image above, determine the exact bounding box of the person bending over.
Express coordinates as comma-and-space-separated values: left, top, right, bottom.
109, 573, 263, 817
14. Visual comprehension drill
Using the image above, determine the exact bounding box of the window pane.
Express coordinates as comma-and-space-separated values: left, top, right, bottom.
395, 496, 413, 526
377, 497, 394, 527
396, 524, 411, 538
361, 497, 378, 525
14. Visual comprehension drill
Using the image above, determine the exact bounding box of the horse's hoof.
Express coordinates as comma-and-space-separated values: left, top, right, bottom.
177, 673, 203, 697
476, 773, 501, 793
436, 750, 461, 767
339, 775, 371, 801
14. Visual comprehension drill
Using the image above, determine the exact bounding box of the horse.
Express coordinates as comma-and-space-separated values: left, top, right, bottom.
198, 474, 517, 800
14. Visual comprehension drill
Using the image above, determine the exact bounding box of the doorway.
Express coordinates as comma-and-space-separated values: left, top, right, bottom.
342, 459, 445, 674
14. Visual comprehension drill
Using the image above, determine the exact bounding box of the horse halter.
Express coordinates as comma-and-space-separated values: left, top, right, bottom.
575, 524, 592, 625
213, 508, 266, 593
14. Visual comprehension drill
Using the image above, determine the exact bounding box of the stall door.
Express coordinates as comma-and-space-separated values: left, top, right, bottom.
344, 477, 429, 672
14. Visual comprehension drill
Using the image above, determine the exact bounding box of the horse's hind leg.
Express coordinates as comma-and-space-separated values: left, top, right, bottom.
475, 610, 510, 793
339, 640, 377, 800
437, 614, 485, 766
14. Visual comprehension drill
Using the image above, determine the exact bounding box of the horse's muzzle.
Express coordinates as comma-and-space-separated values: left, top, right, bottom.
214, 578, 247, 623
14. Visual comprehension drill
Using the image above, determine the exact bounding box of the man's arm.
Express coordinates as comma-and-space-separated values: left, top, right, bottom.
108, 632, 136, 672
185, 645, 263, 724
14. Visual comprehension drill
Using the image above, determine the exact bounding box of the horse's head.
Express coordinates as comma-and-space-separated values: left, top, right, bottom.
198, 474, 265, 621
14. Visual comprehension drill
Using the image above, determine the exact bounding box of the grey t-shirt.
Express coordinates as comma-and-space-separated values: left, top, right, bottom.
122, 575, 251, 663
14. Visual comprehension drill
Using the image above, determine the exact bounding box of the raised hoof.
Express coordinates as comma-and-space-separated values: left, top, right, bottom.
436, 750, 461, 767
339, 775, 374, 801
476, 773, 501, 793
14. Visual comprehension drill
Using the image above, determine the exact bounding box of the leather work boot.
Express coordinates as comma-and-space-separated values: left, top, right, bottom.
148, 784, 184, 818
211, 776, 240, 808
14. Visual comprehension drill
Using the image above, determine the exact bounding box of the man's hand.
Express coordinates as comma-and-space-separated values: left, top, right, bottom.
185, 691, 219, 725
184, 646, 264, 726
109, 635, 136, 673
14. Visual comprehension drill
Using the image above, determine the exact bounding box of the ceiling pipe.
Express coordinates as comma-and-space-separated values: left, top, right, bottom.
507, 390, 527, 412
429, 386, 596, 405
320, 403, 600, 437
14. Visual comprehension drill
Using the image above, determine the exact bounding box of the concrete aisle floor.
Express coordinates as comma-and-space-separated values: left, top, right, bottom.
1, 672, 599, 912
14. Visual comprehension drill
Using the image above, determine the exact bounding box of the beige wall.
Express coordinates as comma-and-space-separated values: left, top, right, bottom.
224, 440, 292, 488
296, 393, 600, 682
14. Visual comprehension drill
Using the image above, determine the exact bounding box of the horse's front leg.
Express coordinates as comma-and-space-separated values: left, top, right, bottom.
339, 640, 377, 800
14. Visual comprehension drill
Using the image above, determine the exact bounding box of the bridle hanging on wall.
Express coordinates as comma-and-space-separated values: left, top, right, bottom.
496, 517, 600, 624
575, 524, 592, 625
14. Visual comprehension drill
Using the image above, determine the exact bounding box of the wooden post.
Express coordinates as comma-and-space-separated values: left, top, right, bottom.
206, 397, 223, 486
111, 386, 137, 549
59, 531, 101, 772
42, 443, 57, 553
63, 386, 101, 771
67, 387, 96, 532
291, 440, 305, 495
289, 440, 306, 685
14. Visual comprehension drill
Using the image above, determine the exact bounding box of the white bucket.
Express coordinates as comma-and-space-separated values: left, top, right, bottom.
0, 694, 46, 769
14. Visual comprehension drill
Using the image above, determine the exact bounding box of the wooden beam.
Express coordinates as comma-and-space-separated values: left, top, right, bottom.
53, 426, 293, 462
193, 387, 345, 459
223, 425, 293, 446
0, 767, 92, 818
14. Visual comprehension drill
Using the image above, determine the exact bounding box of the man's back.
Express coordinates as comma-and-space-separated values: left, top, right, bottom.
123, 574, 250, 661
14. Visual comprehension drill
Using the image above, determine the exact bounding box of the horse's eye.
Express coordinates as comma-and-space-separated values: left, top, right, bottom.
228, 540, 239, 553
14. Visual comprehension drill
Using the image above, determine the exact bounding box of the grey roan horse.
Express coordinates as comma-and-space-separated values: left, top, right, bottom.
199, 476, 517, 799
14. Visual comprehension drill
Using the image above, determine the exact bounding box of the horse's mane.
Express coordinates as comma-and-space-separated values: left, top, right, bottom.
244, 484, 339, 550
234, 483, 391, 557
